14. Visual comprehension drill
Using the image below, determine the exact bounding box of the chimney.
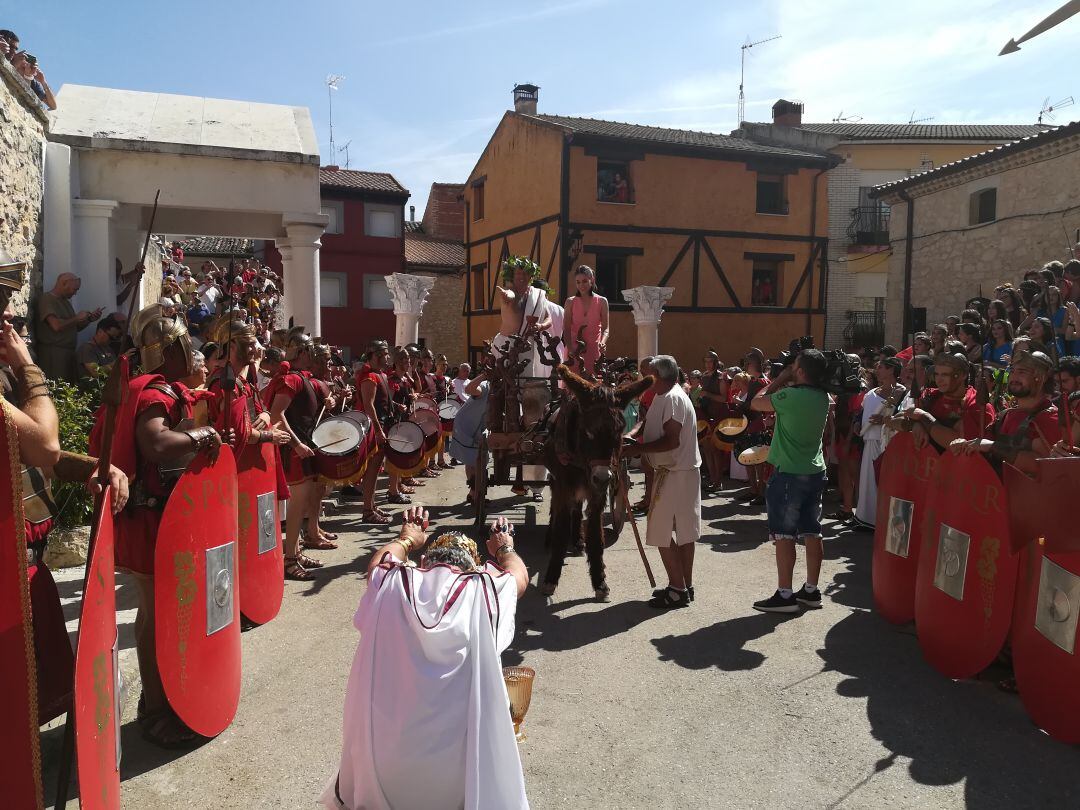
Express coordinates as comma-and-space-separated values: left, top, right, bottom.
409, 205, 415, 222
512, 83, 539, 116
771, 99, 804, 127
324, 164, 340, 171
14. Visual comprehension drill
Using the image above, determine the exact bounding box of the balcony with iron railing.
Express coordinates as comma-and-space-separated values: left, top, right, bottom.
842, 310, 886, 350
846, 206, 891, 247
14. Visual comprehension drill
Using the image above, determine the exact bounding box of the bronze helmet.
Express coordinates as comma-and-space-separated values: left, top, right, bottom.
130, 303, 193, 373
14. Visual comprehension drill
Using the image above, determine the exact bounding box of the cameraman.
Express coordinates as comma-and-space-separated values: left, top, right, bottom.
748, 349, 830, 614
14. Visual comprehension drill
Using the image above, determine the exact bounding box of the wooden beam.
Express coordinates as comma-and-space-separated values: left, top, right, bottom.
657, 235, 694, 287
569, 221, 827, 244
545, 230, 561, 282
465, 213, 560, 249
785, 242, 821, 309
699, 236, 742, 309
691, 235, 701, 308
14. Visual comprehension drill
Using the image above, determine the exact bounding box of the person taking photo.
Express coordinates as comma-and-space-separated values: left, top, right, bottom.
748, 349, 830, 614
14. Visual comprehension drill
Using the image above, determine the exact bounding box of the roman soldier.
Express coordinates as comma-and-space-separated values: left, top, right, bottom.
950, 350, 1061, 475
357, 340, 395, 524
90, 303, 222, 748
894, 352, 995, 451
267, 327, 331, 579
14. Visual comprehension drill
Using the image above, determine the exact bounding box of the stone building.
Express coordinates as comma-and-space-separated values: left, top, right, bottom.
0, 57, 49, 317
872, 120, 1080, 346
405, 183, 466, 360
738, 101, 1043, 349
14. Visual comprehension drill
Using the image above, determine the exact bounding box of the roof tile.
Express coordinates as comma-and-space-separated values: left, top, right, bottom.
405, 227, 465, 270
528, 114, 829, 161
794, 122, 1048, 141
176, 236, 254, 257
319, 167, 409, 196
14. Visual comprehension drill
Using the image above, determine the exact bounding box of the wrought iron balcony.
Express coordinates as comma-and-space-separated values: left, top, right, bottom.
846, 206, 891, 246
843, 310, 886, 350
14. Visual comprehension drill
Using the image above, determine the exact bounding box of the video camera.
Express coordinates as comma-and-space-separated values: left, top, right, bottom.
770, 336, 863, 395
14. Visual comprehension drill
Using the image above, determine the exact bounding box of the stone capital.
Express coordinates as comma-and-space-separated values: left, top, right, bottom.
385, 272, 435, 317
621, 285, 674, 325
71, 199, 120, 220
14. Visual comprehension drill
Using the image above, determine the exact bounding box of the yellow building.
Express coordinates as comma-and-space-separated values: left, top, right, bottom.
739, 103, 1046, 348
462, 87, 838, 367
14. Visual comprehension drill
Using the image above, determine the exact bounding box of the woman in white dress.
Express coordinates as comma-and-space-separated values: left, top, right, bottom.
854, 357, 905, 528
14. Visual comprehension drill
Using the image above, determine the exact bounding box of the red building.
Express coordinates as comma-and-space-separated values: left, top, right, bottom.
266, 166, 410, 359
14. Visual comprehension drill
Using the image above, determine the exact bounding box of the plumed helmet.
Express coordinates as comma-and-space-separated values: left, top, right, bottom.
130, 303, 192, 373
284, 325, 313, 361
205, 315, 256, 347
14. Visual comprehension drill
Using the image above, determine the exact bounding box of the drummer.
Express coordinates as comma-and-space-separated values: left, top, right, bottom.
698, 350, 729, 492
736, 350, 772, 506
387, 347, 432, 493
355, 341, 394, 525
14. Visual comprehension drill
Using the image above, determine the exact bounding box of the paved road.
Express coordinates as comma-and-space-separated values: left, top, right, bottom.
43, 467, 1080, 809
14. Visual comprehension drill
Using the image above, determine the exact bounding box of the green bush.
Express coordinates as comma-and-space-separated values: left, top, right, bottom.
47, 373, 104, 529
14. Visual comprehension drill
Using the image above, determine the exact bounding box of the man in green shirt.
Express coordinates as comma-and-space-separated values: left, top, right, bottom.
748, 349, 830, 614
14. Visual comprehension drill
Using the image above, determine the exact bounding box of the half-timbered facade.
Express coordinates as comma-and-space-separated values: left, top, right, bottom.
463, 94, 837, 366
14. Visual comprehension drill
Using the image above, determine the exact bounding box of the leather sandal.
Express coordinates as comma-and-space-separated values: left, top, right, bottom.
284, 556, 311, 581
297, 552, 323, 569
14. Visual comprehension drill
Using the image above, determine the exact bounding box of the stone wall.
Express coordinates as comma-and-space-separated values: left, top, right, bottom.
417, 271, 465, 362
0, 59, 48, 316
881, 137, 1080, 345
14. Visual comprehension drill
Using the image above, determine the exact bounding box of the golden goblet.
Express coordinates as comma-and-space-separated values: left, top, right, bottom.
502, 666, 535, 742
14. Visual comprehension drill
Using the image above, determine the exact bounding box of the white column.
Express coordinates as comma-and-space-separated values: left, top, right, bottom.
43, 142, 76, 291
385, 273, 436, 346
278, 214, 327, 334
71, 199, 120, 321
622, 285, 674, 360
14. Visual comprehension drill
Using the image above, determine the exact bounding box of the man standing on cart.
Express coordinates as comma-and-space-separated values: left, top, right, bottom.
492, 256, 554, 501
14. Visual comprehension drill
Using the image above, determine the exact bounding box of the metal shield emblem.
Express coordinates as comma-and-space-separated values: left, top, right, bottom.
914, 452, 1017, 679
932, 524, 970, 601
872, 432, 940, 624
257, 492, 276, 555
1034, 557, 1080, 654
156, 448, 241, 738
74, 489, 121, 809
205, 542, 236, 636
1007, 459, 1080, 743
236, 442, 283, 626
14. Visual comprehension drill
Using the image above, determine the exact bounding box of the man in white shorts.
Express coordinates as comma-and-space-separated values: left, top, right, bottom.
627, 355, 701, 608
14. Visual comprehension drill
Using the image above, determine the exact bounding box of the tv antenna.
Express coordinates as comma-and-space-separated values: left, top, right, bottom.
1038, 95, 1074, 124
908, 110, 935, 124
831, 110, 864, 123
326, 73, 345, 165
338, 139, 352, 169
738, 34, 781, 126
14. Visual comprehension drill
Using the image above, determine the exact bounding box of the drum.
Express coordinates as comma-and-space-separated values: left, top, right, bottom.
737, 445, 771, 466
384, 421, 426, 475
410, 408, 442, 453
411, 395, 437, 414
712, 413, 746, 452
311, 415, 368, 484
339, 409, 373, 460
696, 419, 711, 441
438, 398, 462, 434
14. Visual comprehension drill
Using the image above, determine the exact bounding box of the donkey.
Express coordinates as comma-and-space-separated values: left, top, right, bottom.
542, 365, 653, 601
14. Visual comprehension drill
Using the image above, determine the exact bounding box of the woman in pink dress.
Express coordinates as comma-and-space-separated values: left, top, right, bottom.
562, 265, 610, 375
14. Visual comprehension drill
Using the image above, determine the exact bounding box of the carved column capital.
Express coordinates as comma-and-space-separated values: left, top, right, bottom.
385, 272, 435, 317
621, 285, 674, 325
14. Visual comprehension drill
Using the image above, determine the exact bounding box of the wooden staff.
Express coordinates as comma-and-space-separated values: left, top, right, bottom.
619, 461, 656, 588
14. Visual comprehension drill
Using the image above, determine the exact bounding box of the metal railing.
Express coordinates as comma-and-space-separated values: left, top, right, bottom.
846, 206, 891, 246
842, 310, 886, 349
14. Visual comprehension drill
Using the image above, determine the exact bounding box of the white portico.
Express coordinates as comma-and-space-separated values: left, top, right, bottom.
44, 84, 327, 331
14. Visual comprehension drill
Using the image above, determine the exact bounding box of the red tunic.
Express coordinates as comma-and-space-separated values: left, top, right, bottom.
918, 386, 996, 444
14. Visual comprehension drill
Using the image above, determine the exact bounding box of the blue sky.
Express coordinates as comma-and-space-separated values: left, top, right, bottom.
14, 1, 1078, 214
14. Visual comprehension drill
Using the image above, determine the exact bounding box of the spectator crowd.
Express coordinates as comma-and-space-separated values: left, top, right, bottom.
1, 29, 56, 110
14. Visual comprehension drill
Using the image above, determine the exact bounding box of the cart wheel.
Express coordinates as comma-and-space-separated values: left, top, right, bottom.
474, 436, 489, 527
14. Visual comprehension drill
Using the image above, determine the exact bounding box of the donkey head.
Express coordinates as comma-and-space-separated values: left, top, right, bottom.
557, 365, 654, 489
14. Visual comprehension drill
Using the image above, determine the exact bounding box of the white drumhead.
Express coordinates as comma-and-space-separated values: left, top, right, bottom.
410, 408, 440, 437
387, 420, 425, 452
411, 395, 437, 413
737, 445, 771, 466
340, 409, 372, 434
438, 399, 462, 419
312, 417, 362, 456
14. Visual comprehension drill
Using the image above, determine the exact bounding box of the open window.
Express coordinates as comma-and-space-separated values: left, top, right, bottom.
756, 173, 787, 215
597, 160, 634, 204
751, 260, 780, 306
472, 179, 485, 221
969, 188, 996, 225
595, 254, 628, 299
470, 263, 486, 311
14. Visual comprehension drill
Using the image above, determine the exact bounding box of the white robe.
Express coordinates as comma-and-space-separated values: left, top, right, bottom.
321, 561, 529, 810
491, 286, 550, 379
855, 388, 887, 526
